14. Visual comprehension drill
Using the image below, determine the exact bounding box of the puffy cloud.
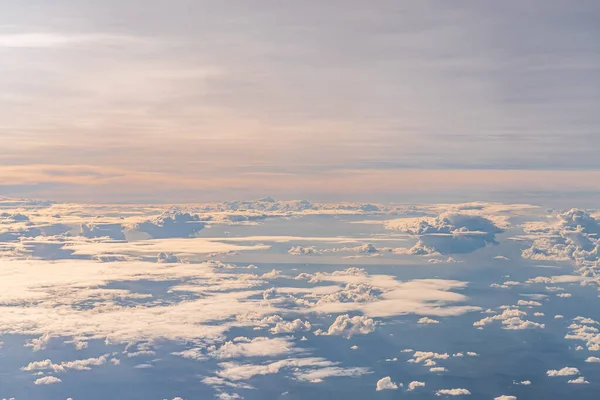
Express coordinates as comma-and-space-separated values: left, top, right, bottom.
407, 381, 425, 391
210, 337, 297, 359
130, 211, 205, 238
568, 377, 589, 384
317, 314, 376, 338
288, 246, 321, 255
574, 317, 598, 325
270, 319, 312, 334
547, 367, 579, 377
80, 222, 125, 240
435, 388, 471, 396
585, 357, 600, 363
564, 320, 600, 351
418, 317, 440, 324
157, 252, 180, 263
517, 300, 542, 307
22, 355, 109, 373
522, 209, 600, 278
376, 376, 399, 391
34, 376, 62, 385
495, 396, 517, 400
386, 212, 504, 255
474, 308, 544, 330
556, 293, 572, 298
216, 357, 370, 382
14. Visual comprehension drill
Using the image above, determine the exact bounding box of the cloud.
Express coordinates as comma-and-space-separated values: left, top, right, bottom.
317, 314, 376, 338
522, 209, 600, 278
386, 212, 505, 255
435, 388, 471, 396
473, 308, 544, 330
547, 367, 579, 377
288, 246, 321, 255
216, 357, 370, 382
129, 211, 205, 238
568, 377, 589, 384
585, 357, 600, 363
34, 376, 62, 385
270, 319, 312, 334
376, 376, 399, 391
418, 317, 440, 324
0, 33, 141, 48
210, 337, 298, 359
22, 355, 109, 373
407, 381, 425, 391
495, 396, 517, 400
517, 300, 542, 307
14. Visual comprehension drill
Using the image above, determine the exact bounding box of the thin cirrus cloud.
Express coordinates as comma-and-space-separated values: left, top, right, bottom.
1, 1, 600, 202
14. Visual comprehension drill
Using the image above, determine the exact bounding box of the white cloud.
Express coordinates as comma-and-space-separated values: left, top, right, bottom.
270, 319, 312, 334
386, 212, 505, 255
210, 337, 298, 359
585, 357, 600, 363
568, 377, 589, 384
547, 367, 579, 377
474, 308, 544, 330
495, 396, 517, 400
407, 381, 425, 391
288, 246, 321, 255
517, 300, 542, 307
216, 357, 370, 382
317, 314, 376, 338
435, 388, 471, 396
418, 317, 440, 324
376, 376, 399, 391
22, 355, 109, 373
34, 376, 62, 385
430, 367, 447, 372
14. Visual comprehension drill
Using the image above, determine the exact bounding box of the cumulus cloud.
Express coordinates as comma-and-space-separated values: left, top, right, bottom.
209, 337, 298, 359
376, 376, 399, 391
288, 246, 321, 255
517, 300, 542, 307
407, 381, 425, 391
418, 317, 440, 324
522, 209, 600, 279
547, 367, 579, 377
129, 210, 205, 238
270, 319, 312, 334
495, 396, 517, 400
435, 388, 471, 396
317, 314, 376, 338
568, 377, 589, 384
216, 357, 370, 382
34, 376, 62, 385
386, 212, 505, 255
22, 355, 109, 373
474, 308, 544, 330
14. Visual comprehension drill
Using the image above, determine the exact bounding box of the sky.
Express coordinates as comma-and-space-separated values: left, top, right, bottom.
1, 1, 599, 202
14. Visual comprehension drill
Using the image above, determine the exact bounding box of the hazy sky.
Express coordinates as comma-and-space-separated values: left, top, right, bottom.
1, 1, 599, 202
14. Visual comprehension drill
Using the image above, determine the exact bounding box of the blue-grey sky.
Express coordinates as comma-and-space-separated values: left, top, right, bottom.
1, 1, 599, 202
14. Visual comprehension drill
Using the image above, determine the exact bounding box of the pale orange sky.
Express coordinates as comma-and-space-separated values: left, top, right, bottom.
1, 1, 600, 202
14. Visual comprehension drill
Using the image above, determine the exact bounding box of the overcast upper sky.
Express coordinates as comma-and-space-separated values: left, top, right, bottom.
1, 1, 599, 202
